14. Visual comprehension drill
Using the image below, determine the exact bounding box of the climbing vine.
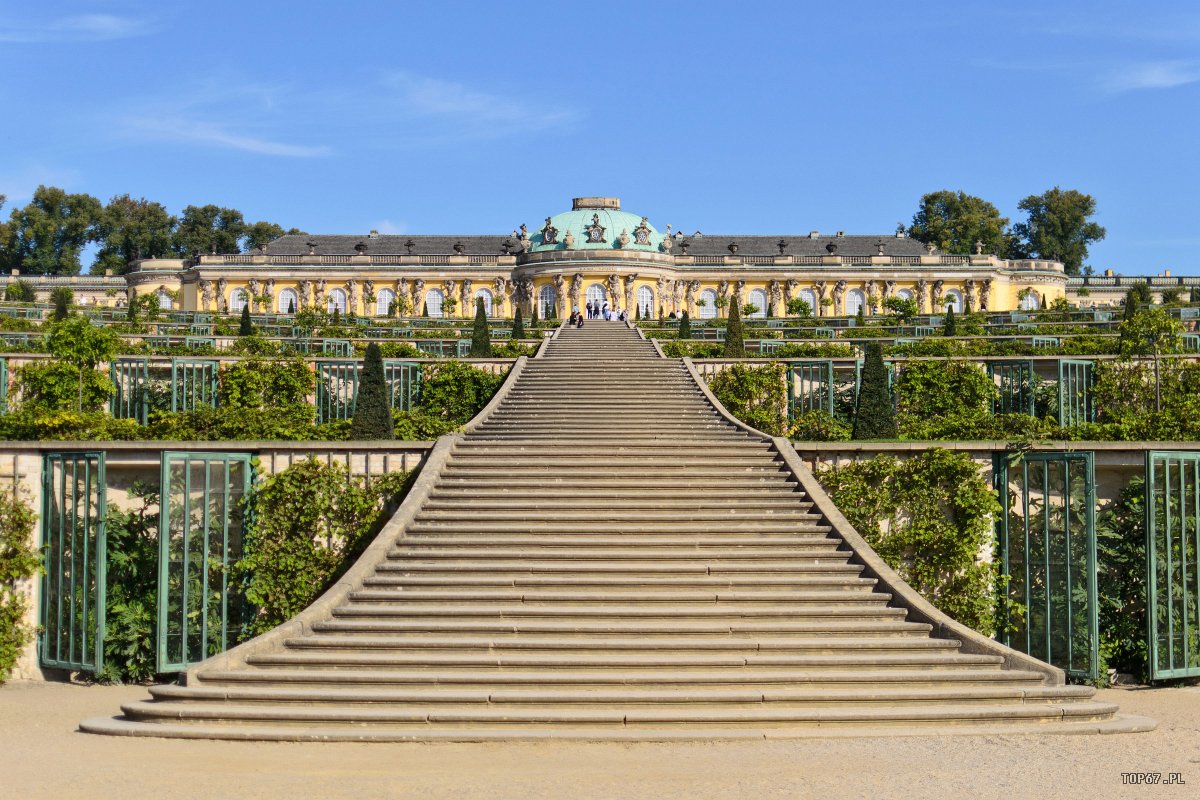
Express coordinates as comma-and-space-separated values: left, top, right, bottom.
816, 449, 1002, 634
0, 491, 40, 684
707, 363, 788, 436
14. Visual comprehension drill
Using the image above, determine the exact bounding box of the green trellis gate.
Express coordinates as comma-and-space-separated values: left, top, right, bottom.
1146, 451, 1200, 679
39, 452, 107, 671
995, 451, 1099, 680
157, 452, 254, 672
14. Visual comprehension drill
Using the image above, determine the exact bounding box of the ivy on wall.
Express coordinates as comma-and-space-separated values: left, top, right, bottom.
707, 363, 788, 436
0, 491, 40, 684
816, 449, 1002, 635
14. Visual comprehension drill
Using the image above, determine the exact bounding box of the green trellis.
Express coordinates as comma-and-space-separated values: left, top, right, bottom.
1057, 359, 1095, 427
995, 451, 1098, 680
1146, 451, 1200, 680
988, 360, 1036, 416
39, 452, 107, 672
0, 358, 8, 415
110, 357, 150, 423
316, 360, 423, 423
786, 361, 834, 418
171, 358, 219, 412
157, 452, 254, 672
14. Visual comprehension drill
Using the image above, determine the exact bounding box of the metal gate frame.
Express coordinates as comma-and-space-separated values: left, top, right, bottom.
0, 357, 7, 414
988, 360, 1036, 416
1146, 451, 1200, 680
1058, 359, 1095, 427
171, 358, 219, 412
786, 361, 835, 418
157, 452, 254, 672
995, 451, 1099, 680
39, 452, 107, 672
110, 357, 149, 423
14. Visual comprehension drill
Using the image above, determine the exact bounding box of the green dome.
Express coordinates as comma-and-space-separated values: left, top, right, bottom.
529, 198, 665, 252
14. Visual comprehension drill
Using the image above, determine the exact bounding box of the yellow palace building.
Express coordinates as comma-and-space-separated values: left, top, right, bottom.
42, 196, 1073, 317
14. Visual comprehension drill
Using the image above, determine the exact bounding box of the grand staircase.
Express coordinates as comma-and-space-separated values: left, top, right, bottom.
82, 322, 1152, 740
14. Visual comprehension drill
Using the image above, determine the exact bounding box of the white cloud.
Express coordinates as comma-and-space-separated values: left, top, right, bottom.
123, 117, 332, 158
0, 14, 152, 43
1104, 61, 1200, 92
371, 220, 407, 235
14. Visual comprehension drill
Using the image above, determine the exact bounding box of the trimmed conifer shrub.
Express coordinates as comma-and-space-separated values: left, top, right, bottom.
678, 310, 691, 340
470, 297, 491, 357
511, 307, 525, 339
239, 304, 253, 336
852, 342, 897, 439
723, 299, 745, 358
350, 342, 394, 440
530, 305, 539, 329
50, 286, 73, 321
942, 306, 957, 336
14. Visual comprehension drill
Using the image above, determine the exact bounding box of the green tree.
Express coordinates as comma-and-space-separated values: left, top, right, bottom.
882, 295, 918, 321
469, 297, 491, 357
239, 304, 253, 336
50, 286, 73, 321
723, 298, 745, 357
0, 491, 41, 685
855, 305, 865, 326
942, 306, 957, 336
2, 186, 103, 275
678, 310, 691, 340
94, 195, 176, 273
907, 190, 1011, 256
529, 303, 538, 329
786, 297, 813, 317
45, 315, 119, 411
852, 342, 897, 439
3, 280, 34, 302
172, 205, 246, 256
350, 342, 394, 440
511, 306, 524, 338
243, 221, 302, 253
1120, 307, 1183, 412
1011, 187, 1106, 275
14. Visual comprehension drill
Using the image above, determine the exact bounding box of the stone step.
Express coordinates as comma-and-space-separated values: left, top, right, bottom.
359, 574, 875, 588
373, 561, 864, 575
346, 589, 891, 604
330, 605, 907, 621
422, 492, 809, 506
281, 635, 951, 653
410, 510, 824, 523
308, 619, 934, 637
394, 534, 836, 546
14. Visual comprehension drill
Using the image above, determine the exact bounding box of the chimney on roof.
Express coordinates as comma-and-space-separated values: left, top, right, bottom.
369, 230, 379, 239
1105, 269, 1114, 277
836, 231, 845, 238
1164, 269, 1172, 277
808, 231, 819, 239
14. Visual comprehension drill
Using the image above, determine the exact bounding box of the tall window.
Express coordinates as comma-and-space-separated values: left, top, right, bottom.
637, 285, 654, 317
895, 288, 914, 301
586, 284, 606, 310
798, 289, 817, 313
277, 288, 298, 314
376, 288, 396, 317
474, 288, 494, 316
538, 284, 556, 318
157, 290, 173, 310
943, 289, 963, 314
327, 288, 348, 314
845, 289, 866, 317
424, 288, 444, 317
1019, 292, 1040, 311
697, 289, 717, 319
229, 288, 248, 313
746, 288, 768, 318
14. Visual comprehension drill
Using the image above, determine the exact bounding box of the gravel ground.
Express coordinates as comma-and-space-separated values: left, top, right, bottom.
1, 682, 1198, 800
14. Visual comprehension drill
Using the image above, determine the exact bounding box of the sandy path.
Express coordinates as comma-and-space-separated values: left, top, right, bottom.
1, 682, 1198, 800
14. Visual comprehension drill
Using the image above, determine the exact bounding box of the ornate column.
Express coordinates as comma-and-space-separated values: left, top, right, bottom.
623, 273, 638, 314
570, 273, 583, 314
553, 274, 566, 317
980, 279, 992, 312
813, 281, 827, 317
683, 281, 695, 317
768, 280, 782, 317
963, 278, 976, 313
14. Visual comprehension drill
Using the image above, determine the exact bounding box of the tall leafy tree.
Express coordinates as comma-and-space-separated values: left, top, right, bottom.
2, 186, 103, 275
95, 195, 177, 273
46, 315, 118, 411
243, 221, 302, 253
908, 190, 1012, 256
172, 204, 246, 256
1011, 187, 1106, 275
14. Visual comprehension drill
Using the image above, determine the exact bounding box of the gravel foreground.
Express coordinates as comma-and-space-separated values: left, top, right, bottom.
1, 682, 1198, 800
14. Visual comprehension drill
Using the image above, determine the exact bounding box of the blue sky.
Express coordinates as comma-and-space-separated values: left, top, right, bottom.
1, 1, 1197, 274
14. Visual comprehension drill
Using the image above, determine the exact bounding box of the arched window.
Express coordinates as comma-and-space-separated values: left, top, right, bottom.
585, 283, 606, 310
474, 288, 493, 316
798, 289, 817, 314
845, 289, 866, 317
697, 289, 718, 319
277, 288, 299, 314
746, 288, 768, 318
376, 288, 396, 317
538, 284, 556, 318
327, 288, 348, 314
229, 288, 248, 313
1019, 291, 1040, 311
424, 288, 444, 317
943, 289, 963, 314
637, 285, 654, 317
157, 290, 173, 310
895, 288, 914, 301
